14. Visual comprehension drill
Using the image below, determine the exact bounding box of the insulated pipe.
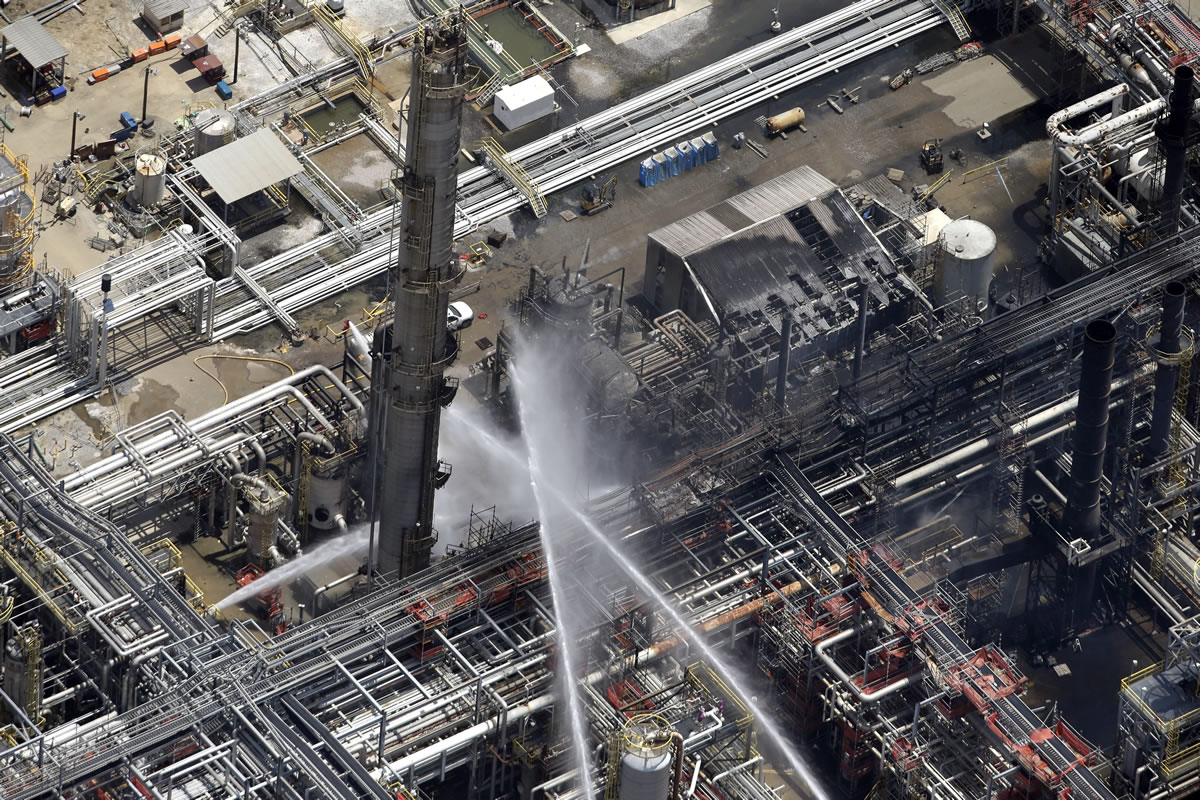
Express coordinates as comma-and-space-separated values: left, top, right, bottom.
894, 362, 1149, 490
1149, 281, 1187, 459
298, 430, 335, 455
712, 755, 762, 784
1067, 319, 1117, 540
685, 757, 702, 799
64, 366, 344, 491
1158, 65, 1194, 231
814, 625, 922, 702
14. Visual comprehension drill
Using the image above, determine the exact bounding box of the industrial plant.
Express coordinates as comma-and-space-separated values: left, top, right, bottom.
0, 0, 1199, 798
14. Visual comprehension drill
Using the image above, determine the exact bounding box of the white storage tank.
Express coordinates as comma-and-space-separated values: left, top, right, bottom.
935, 219, 996, 314
133, 150, 167, 207
308, 470, 347, 530
494, 75, 555, 131
617, 715, 674, 800
193, 108, 237, 155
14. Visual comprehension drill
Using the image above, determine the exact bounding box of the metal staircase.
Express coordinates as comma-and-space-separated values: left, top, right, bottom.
477, 137, 547, 218
931, 0, 972, 41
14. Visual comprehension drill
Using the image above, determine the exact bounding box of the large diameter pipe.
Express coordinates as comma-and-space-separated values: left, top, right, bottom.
1158, 66, 1194, 231
1149, 281, 1187, 459
776, 314, 792, 409
1067, 319, 1117, 540
853, 277, 869, 381
814, 625, 922, 702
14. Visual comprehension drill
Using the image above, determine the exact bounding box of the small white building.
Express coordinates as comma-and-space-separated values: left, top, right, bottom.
494, 75, 555, 131
142, 0, 186, 35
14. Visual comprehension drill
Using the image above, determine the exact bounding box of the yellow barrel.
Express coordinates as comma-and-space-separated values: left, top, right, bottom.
767, 107, 805, 134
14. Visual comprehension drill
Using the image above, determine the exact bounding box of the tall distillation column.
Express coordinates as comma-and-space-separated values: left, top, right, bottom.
377, 12, 467, 578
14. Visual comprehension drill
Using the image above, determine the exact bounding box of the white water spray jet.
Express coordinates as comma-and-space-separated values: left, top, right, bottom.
505, 341, 832, 800
559, 502, 833, 800
510, 357, 597, 798
211, 525, 370, 611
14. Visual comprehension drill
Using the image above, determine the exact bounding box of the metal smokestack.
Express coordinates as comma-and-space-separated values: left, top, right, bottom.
775, 313, 792, 409
377, 12, 468, 579
853, 277, 869, 381
1067, 319, 1117, 540
1158, 65, 1193, 232
1148, 281, 1187, 461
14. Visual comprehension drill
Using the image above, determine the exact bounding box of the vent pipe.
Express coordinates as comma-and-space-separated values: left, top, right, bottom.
776, 313, 792, 409
1067, 320, 1117, 540
1158, 65, 1193, 232
853, 277, 869, 381
1148, 281, 1187, 460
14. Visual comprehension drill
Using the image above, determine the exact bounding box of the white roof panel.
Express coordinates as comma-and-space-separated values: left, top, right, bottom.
495, 75, 554, 107
0, 16, 66, 68
192, 129, 303, 204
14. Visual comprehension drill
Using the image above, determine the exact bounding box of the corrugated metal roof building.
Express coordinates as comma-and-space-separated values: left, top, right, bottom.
642, 165, 921, 381
143, 0, 186, 34
0, 16, 67, 95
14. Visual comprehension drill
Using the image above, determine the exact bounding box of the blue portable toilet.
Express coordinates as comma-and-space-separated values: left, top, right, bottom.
119, 111, 137, 129
639, 158, 657, 187
691, 137, 707, 166
702, 132, 719, 161
664, 147, 681, 177
652, 153, 669, 182
677, 141, 694, 171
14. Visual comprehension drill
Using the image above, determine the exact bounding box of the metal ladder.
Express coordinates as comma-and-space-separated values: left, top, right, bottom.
931, 0, 972, 41
477, 137, 547, 218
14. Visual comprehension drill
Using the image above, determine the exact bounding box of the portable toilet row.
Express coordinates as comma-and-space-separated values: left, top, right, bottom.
639, 132, 721, 187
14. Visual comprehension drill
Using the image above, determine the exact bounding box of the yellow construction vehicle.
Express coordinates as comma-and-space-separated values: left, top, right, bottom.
581, 176, 617, 216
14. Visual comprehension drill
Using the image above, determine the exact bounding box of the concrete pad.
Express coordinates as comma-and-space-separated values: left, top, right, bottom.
607, 0, 714, 46
923, 55, 1039, 128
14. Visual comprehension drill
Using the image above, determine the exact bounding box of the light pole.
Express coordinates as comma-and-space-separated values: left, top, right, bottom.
68, 111, 85, 162
770, 0, 781, 33
141, 67, 158, 125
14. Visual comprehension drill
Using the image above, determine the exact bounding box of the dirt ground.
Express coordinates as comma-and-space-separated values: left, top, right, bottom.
21, 0, 1068, 484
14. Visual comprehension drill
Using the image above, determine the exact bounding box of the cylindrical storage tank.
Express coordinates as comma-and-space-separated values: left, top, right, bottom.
0, 186, 32, 280
308, 470, 348, 530
617, 715, 674, 800
578, 339, 638, 415
133, 150, 167, 207
193, 108, 237, 155
935, 219, 996, 314
538, 277, 594, 330
766, 106, 805, 134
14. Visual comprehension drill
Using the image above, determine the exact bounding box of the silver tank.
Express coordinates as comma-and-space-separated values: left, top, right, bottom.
193, 108, 237, 155
133, 150, 167, 207
617, 715, 674, 800
935, 219, 996, 314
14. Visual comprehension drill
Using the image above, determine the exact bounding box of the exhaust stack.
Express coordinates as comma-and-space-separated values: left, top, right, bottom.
1148, 281, 1187, 461
1067, 319, 1117, 540
1158, 65, 1194, 232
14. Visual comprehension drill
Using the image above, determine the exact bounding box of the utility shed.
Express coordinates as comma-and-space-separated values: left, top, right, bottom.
494, 75, 555, 130
142, 0, 186, 35
192, 129, 302, 205
0, 17, 67, 97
